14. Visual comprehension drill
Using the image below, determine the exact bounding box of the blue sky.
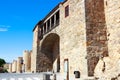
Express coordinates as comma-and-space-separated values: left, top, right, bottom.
0, 0, 63, 63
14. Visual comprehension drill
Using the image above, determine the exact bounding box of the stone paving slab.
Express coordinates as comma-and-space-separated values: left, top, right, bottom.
0, 73, 43, 80
0, 77, 41, 80
0, 77, 40, 80
0, 73, 68, 80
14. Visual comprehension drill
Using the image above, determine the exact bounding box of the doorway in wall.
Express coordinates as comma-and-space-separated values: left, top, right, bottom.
64, 59, 69, 80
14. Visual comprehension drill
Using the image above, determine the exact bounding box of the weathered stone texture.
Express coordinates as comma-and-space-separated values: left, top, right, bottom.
94, 0, 120, 79
94, 56, 120, 80
12, 60, 17, 73
59, 0, 88, 78
36, 26, 60, 72
85, 0, 108, 76
31, 26, 39, 72
8, 63, 12, 73
33, 0, 90, 79
17, 57, 23, 73
104, 0, 120, 57
32, 0, 120, 79
23, 50, 31, 72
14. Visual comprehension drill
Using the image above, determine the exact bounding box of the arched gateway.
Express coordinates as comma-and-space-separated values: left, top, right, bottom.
40, 33, 60, 72
31, 0, 111, 79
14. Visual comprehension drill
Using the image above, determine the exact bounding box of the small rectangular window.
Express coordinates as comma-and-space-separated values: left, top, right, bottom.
65, 5, 69, 17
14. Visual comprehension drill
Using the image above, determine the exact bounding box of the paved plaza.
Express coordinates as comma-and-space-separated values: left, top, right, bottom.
0, 73, 43, 80
0, 73, 64, 80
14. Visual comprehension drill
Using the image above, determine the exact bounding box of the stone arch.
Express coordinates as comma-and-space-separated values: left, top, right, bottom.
41, 33, 60, 72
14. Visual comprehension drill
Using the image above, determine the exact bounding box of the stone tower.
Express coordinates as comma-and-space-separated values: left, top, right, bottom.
12, 60, 17, 73
17, 57, 23, 73
8, 63, 12, 73
31, 25, 39, 72
23, 50, 31, 72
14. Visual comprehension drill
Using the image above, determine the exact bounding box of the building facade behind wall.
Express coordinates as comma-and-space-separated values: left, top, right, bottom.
32, 0, 120, 79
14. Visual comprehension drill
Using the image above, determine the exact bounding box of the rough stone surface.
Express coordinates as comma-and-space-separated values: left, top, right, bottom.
94, 0, 120, 79
32, 0, 120, 79
31, 26, 39, 72
59, 0, 88, 78
104, 0, 120, 57
17, 57, 23, 73
35, 25, 60, 72
85, 0, 108, 76
8, 63, 12, 73
23, 50, 31, 72
12, 60, 17, 73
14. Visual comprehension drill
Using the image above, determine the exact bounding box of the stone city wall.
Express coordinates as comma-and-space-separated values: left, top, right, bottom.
31, 26, 39, 73
59, 0, 88, 79
17, 57, 23, 73
31, 0, 120, 79
12, 60, 17, 73
8, 63, 12, 73
23, 50, 31, 72
94, 0, 120, 80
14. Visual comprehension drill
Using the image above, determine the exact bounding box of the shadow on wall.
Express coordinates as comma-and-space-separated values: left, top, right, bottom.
39, 33, 60, 72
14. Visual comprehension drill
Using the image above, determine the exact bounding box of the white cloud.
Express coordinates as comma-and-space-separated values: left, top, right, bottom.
0, 28, 8, 32
0, 25, 10, 32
